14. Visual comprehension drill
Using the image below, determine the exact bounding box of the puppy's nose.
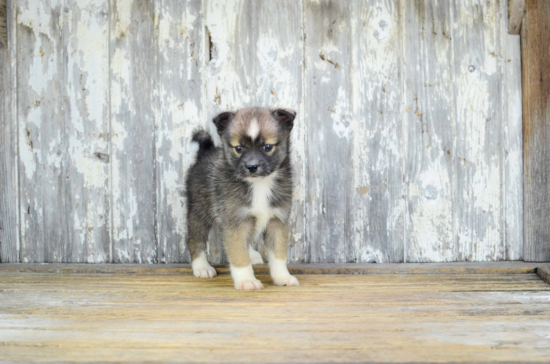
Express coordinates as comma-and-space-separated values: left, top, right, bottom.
247, 164, 259, 173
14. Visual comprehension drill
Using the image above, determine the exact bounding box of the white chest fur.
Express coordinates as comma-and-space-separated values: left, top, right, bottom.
248, 172, 282, 237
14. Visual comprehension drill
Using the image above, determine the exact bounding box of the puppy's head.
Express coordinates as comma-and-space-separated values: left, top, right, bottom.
213, 107, 296, 179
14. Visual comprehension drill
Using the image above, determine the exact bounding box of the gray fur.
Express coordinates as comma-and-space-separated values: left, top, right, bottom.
186, 107, 296, 262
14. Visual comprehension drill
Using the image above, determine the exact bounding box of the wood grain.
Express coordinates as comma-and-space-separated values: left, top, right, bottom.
0, 270, 549, 363
452, 0, 505, 262
501, 0, 524, 260
63, 0, 111, 263
0, 0, 6, 50
0, 0, 18, 262
522, 0, 550, 262
154, 0, 203, 263
304, 0, 353, 263
403, 1, 455, 262
537, 266, 550, 285
17, 0, 68, 262
508, 0, 525, 34
110, 0, 157, 263
16, 0, 111, 263
350, 0, 405, 264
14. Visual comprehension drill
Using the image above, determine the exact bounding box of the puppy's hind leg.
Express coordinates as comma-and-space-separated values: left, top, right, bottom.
265, 219, 299, 286
248, 241, 264, 265
187, 214, 217, 278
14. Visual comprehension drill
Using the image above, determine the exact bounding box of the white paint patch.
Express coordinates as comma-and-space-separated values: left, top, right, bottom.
19, 124, 39, 181
230, 264, 263, 290
192, 251, 217, 278
18, 1, 58, 95
47, 137, 63, 169
116, 248, 131, 263
268, 251, 299, 286
408, 162, 454, 262
114, 0, 132, 38
247, 118, 260, 139
331, 87, 351, 139
359, 247, 385, 264
292, 232, 303, 241
158, 11, 175, 49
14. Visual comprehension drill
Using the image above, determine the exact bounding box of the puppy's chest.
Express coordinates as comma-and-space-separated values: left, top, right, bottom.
248, 178, 283, 236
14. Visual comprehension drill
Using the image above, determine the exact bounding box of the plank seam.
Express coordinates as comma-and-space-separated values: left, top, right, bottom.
108, 0, 113, 263
500, 0, 507, 261
151, 0, 157, 264
448, 0, 459, 261
0, 263, 540, 276
13, 0, 21, 263
301, 0, 309, 263
152, 0, 158, 264
400, 0, 407, 264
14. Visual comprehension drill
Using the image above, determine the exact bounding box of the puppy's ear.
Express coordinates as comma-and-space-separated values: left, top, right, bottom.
212, 112, 236, 135
271, 109, 297, 132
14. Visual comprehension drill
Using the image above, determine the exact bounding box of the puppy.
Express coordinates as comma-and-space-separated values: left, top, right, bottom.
186, 107, 300, 290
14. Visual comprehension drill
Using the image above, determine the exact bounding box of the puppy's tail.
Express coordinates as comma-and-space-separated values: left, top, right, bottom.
192, 129, 215, 158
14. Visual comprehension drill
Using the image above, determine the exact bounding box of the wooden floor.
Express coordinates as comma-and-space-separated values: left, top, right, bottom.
1, 264, 550, 363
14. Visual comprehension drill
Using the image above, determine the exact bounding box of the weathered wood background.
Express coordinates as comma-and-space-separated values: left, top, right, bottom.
0, 0, 524, 264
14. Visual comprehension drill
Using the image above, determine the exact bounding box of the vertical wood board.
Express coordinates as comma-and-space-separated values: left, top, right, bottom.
501, 0, 523, 260
0, 0, 18, 262
403, 0, 456, 262
452, 0, 504, 261
351, 0, 405, 263
154, 0, 204, 263
522, 0, 550, 262
304, 0, 353, 263
16, 0, 110, 263
110, 0, 157, 263
63, 0, 111, 263
17, 0, 68, 262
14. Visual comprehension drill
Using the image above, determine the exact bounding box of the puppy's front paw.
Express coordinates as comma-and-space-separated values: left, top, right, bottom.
234, 278, 264, 291
193, 265, 217, 278
248, 247, 264, 265
273, 274, 300, 287
192, 252, 217, 279
231, 264, 263, 290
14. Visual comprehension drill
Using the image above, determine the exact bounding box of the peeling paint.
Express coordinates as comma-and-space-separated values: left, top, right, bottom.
7, 0, 523, 264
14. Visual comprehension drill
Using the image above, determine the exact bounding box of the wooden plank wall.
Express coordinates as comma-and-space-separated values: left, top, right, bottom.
522, 0, 550, 262
0, 0, 525, 264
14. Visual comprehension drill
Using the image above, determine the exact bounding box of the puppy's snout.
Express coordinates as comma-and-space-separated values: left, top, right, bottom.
247, 164, 259, 173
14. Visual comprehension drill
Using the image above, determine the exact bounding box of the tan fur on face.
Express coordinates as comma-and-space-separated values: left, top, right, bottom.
223, 219, 254, 267
228, 108, 280, 143
264, 218, 289, 260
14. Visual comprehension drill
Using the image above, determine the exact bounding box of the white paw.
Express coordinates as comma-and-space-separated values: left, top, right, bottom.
193, 266, 217, 278
234, 278, 264, 291
268, 253, 299, 287
272, 274, 300, 287
192, 252, 217, 279
248, 246, 264, 265
231, 264, 263, 291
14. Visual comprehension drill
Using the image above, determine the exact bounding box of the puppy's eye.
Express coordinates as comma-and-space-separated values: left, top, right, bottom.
263, 144, 273, 152
234, 146, 243, 153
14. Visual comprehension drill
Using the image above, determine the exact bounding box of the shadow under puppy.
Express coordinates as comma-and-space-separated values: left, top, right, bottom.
186, 107, 300, 290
